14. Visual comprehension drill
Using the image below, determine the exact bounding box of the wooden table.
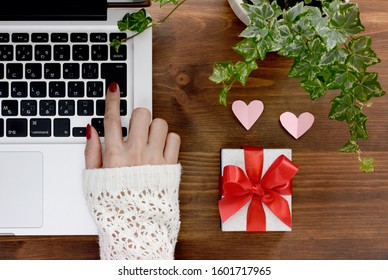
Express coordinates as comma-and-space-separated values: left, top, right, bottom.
1, 0, 388, 259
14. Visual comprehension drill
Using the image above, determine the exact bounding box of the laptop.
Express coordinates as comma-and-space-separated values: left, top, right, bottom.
0, 0, 152, 235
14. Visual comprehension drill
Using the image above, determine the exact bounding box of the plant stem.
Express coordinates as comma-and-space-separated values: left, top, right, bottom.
154, 0, 187, 26
120, 0, 187, 44
357, 148, 362, 162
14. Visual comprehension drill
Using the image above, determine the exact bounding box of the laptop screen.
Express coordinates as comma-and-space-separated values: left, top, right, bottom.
0, 0, 107, 21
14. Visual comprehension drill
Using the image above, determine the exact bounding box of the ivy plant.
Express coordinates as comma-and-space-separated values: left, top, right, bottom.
209, 0, 385, 172
111, 0, 185, 52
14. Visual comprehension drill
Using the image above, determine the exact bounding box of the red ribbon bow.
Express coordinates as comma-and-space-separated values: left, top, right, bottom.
219, 146, 299, 231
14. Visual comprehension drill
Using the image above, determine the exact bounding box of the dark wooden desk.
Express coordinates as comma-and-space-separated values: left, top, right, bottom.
1, 0, 388, 259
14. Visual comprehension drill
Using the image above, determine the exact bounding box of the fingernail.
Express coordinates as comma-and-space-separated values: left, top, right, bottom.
86, 124, 91, 140
109, 82, 117, 92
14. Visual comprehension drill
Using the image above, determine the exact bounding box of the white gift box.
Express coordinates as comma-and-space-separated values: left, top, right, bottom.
220, 148, 293, 232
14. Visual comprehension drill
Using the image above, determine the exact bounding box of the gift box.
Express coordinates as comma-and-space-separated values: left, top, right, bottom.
219, 146, 298, 232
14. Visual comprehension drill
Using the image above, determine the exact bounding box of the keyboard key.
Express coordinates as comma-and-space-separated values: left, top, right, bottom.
77, 100, 94, 116
11, 81, 28, 98
0, 45, 13, 61
51, 33, 68, 43
54, 118, 71, 137
73, 127, 86, 137
120, 100, 127, 116
25, 63, 42, 79
0, 33, 9, 43
58, 100, 75, 116
109, 33, 127, 42
71, 33, 88, 43
6, 63, 23, 79
82, 63, 98, 79
35, 45, 51, 61
91, 45, 108, 61
122, 127, 128, 137
0, 119, 3, 137
16, 45, 33, 61
30, 118, 51, 137
44, 63, 61, 79
87, 81, 104, 97
91, 118, 104, 136
49, 81, 65, 97
6, 118, 27, 137
101, 63, 127, 97
73, 45, 89, 61
0, 82, 8, 98
12, 33, 29, 43
2, 100, 18, 116
96, 99, 127, 116
96, 100, 105, 116
90, 33, 107, 42
63, 63, 80, 79
32, 33, 49, 43
21, 100, 38, 116
30, 82, 47, 98
0, 63, 3, 79
110, 45, 127, 61
68, 82, 84, 97
54, 45, 70, 61
40, 100, 56, 116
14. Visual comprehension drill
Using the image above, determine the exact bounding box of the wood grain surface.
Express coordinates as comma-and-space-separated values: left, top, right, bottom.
1, 0, 388, 260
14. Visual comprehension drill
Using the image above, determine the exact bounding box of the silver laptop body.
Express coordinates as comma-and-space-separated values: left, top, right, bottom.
0, 1, 152, 235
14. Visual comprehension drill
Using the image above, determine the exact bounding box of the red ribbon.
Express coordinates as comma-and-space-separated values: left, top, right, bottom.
219, 146, 299, 231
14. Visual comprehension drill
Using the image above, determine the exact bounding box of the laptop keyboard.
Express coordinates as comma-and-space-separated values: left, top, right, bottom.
0, 31, 132, 142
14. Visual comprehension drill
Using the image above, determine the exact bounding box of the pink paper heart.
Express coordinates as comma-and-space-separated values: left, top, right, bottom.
232, 100, 264, 130
280, 112, 315, 139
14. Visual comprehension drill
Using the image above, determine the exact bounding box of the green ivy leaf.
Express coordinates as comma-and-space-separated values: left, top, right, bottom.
219, 84, 231, 106
320, 47, 348, 66
300, 77, 327, 100
283, 2, 304, 25
118, 9, 152, 33
329, 3, 364, 36
153, 0, 179, 7
327, 65, 358, 90
233, 38, 260, 62
353, 72, 386, 102
329, 93, 361, 123
305, 6, 327, 30
359, 157, 375, 173
318, 27, 347, 50
322, 1, 340, 19
240, 22, 264, 38
347, 36, 381, 72
242, 2, 275, 21
209, 62, 234, 84
278, 35, 306, 57
234, 61, 258, 85
349, 113, 368, 139
293, 18, 316, 40
289, 56, 320, 80
111, 39, 122, 53
340, 139, 359, 153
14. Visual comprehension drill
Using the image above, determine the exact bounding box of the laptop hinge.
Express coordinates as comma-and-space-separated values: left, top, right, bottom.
108, 1, 151, 8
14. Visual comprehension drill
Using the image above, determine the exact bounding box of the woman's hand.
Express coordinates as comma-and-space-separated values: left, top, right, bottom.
84, 82, 181, 169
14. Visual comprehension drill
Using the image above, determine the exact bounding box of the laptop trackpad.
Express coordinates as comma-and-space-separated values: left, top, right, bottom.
0, 152, 43, 228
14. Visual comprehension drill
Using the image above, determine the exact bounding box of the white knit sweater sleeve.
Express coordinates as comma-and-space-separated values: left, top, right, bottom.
83, 164, 181, 260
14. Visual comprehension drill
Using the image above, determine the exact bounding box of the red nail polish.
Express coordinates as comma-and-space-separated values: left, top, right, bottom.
109, 82, 117, 92
86, 124, 91, 140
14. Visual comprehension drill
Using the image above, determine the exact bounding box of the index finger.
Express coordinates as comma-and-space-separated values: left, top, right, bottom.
104, 82, 123, 147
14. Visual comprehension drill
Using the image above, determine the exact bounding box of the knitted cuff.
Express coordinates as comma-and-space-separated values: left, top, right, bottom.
83, 164, 182, 195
